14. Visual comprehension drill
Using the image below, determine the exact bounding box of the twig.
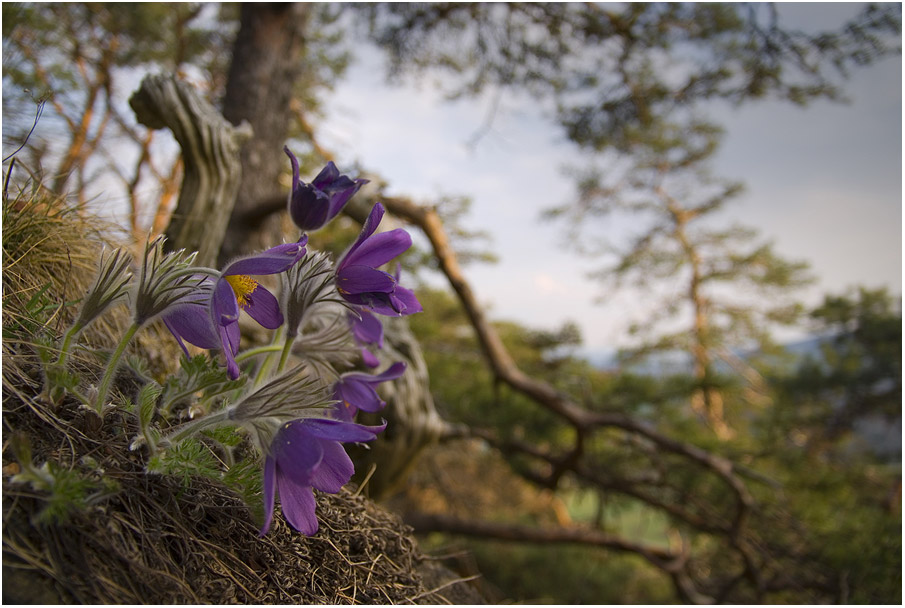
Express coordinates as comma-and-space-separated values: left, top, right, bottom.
404, 573, 483, 604
3, 99, 46, 164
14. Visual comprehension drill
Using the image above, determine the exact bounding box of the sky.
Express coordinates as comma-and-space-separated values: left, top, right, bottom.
317, 4, 903, 359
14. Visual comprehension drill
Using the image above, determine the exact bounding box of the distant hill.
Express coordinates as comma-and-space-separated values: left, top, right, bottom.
578, 334, 901, 462
579, 334, 833, 375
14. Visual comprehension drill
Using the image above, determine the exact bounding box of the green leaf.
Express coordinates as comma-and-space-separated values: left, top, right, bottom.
137, 380, 162, 431
160, 354, 247, 415
202, 425, 245, 448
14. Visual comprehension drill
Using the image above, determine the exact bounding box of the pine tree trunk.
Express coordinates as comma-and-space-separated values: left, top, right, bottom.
666, 195, 734, 439
219, 3, 309, 264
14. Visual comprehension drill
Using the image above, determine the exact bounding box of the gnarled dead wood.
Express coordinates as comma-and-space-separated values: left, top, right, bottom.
129, 74, 252, 267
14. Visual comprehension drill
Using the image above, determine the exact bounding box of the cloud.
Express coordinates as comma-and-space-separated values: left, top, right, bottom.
320, 24, 901, 354
534, 273, 566, 294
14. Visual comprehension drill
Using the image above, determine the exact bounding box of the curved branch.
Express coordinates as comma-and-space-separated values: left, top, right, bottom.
378, 192, 765, 597
380, 195, 591, 428
382, 194, 753, 513
404, 511, 713, 604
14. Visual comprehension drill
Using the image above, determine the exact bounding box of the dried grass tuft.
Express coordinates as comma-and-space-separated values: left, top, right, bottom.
2, 398, 429, 604
2, 188, 120, 335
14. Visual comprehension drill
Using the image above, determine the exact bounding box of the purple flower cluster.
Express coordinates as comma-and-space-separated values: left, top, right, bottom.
160, 151, 422, 537
334, 362, 407, 422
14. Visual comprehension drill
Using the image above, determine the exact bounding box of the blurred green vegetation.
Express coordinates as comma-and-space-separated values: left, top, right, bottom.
406, 286, 901, 603
465, 541, 674, 604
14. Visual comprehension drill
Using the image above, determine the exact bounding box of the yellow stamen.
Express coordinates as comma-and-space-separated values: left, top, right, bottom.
225, 274, 259, 309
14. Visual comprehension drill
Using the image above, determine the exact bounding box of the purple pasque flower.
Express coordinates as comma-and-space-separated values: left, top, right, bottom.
212, 238, 308, 379
161, 239, 306, 377
348, 308, 384, 367
260, 417, 386, 536
335, 203, 422, 317
285, 147, 368, 232
333, 361, 406, 422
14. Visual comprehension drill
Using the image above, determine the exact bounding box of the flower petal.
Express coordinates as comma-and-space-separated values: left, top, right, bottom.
335, 379, 383, 416
299, 418, 386, 443
223, 239, 307, 277
322, 174, 357, 195
344, 292, 403, 316
361, 348, 381, 368
337, 265, 396, 295
309, 440, 355, 494
349, 309, 384, 347
242, 284, 284, 330
289, 187, 330, 231
344, 229, 412, 269
311, 161, 340, 190
212, 278, 240, 326
341, 361, 406, 388
284, 146, 300, 191
272, 421, 325, 486
219, 324, 241, 380
338, 203, 385, 271
326, 178, 367, 217
276, 472, 319, 535
371, 361, 407, 383
162, 303, 220, 353
225, 319, 241, 354
389, 285, 423, 315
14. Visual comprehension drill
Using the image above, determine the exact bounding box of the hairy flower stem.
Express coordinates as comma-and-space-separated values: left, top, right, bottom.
233, 344, 283, 363
92, 321, 140, 413
54, 322, 84, 366
162, 408, 232, 445
277, 333, 296, 374
44, 322, 87, 404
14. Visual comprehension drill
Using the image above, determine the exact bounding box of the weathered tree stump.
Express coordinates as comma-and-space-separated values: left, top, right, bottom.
360, 315, 447, 498
129, 74, 253, 267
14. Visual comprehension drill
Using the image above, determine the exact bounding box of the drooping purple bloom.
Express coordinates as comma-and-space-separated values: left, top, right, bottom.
333, 361, 406, 422
348, 308, 384, 367
285, 147, 368, 232
260, 417, 386, 536
335, 203, 422, 317
164, 239, 308, 378
160, 277, 221, 355
211, 238, 308, 378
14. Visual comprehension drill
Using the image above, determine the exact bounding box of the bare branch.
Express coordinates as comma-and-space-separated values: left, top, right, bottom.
404, 511, 713, 604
